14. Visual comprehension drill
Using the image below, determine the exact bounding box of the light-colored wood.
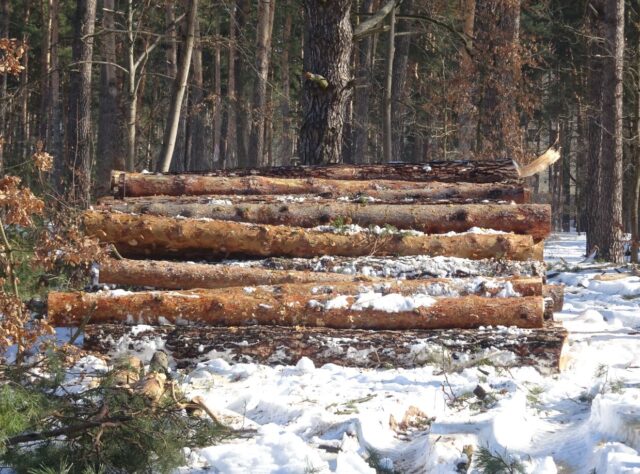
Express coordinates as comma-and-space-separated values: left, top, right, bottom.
84, 211, 544, 260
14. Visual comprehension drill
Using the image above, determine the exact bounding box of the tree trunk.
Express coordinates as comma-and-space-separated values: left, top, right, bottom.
48, 0, 63, 183
300, 0, 353, 164
234, 0, 251, 167
352, 0, 374, 164
65, 0, 97, 205
96, 0, 123, 196
159, 0, 198, 172
224, 4, 238, 168
279, 0, 294, 164
391, 0, 413, 162
49, 287, 544, 330
188, 17, 207, 171
83, 322, 568, 373
110, 172, 530, 203
632, 29, 640, 262
591, 0, 625, 262
212, 17, 222, 168
585, 5, 603, 253
457, 0, 476, 158
474, 0, 522, 160
250, 0, 277, 167
382, 5, 395, 164
0, 0, 8, 173
83, 211, 544, 260
97, 257, 544, 292
103, 201, 551, 239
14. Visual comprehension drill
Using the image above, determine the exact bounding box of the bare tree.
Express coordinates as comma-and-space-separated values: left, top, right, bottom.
382, 4, 396, 164
0, 0, 9, 173
159, 0, 198, 172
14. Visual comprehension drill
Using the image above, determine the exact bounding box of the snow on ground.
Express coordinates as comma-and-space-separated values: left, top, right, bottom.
70, 233, 640, 473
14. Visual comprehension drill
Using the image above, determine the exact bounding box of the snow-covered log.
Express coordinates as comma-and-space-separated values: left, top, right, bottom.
100, 201, 551, 239
83, 211, 544, 261
98, 258, 544, 293
48, 283, 545, 329
82, 322, 568, 373
111, 172, 529, 202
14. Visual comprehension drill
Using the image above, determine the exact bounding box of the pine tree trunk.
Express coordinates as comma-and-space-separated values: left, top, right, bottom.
593, 0, 624, 262
212, 17, 222, 168
48, 0, 63, 184
382, 5, 395, 164
457, 0, 476, 158
96, 0, 123, 196
474, 0, 522, 160
65, 0, 97, 204
279, 0, 294, 164
250, 0, 277, 167
223, 5, 238, 168
159, 0, 199, 172
352, 0, 374, 164
234, 0, 252, 167
391, 0, 413, 162
300, 0, 353, 164
188, 18, 207, 171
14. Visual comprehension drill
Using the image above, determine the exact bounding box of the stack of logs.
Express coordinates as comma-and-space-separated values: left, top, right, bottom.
47, 160, 567, 372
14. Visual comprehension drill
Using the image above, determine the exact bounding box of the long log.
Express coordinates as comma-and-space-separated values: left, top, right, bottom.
111, 172, 529, 202
112, 160, 519, 184
98, 194, 522, 207
101, 201, 551, 239
84, 211, 544, 260
98, 257, 542, 293
48, 284, 545, 329
82, 322, 568, 373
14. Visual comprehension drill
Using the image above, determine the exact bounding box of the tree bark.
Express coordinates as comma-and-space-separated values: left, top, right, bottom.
212, 17, 222, 168
158, 0, 198, 172
300, 0, 353, 164
382, 5, 395, 163
352, 0, 374, 164
102, 201, 551, 239
95, 0, 123, 196
111, 172, 530, 203
83, 322, 568, 373
279, 0, 294, 164
49, 287, 544, 329
83, 211, 544, 260
234, 0, 252, 167
97, 257, 543, 290
223, 4, 238, 168
250, 0, 277, 167
48, 0, 63, 183
592, 0, 625, 262
474, 0, 522, 160
457, 0, 476, 157
65, 0, 97, 205
187, 17, 207, 171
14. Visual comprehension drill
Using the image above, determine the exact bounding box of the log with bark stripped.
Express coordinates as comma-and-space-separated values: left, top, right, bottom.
84, 211, 544, 260
111, 172, 529, 203
101, 201, 551, 239
82, 322, 568, 373
113, 160, 519, 183
98, 257, 542, 293
48, 282, 545, 329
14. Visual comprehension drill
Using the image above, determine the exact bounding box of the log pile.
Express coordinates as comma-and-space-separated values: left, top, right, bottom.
49, 161, 567, 372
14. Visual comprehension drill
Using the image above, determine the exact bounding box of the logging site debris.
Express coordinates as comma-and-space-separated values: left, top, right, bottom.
11, 156, 640, 472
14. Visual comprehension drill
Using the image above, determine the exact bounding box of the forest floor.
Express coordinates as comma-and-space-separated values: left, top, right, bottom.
60, 234, 640, 473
